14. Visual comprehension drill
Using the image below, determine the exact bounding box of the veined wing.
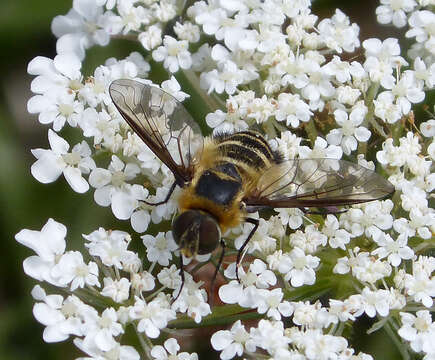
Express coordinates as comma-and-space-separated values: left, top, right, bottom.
109, 79, 203, 185
243, 158, 394, 208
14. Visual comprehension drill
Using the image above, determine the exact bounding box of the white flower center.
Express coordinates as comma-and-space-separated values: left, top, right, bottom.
155, 236, 167, 250
341, 120, 356, 136
75, 264, 89, 278
392, 81, 407, 98
61, 302, 77, 317
111, 171, 126, 186
390, 0, 404, 11
62, 151, 81, 166
415, 317, 429, 332
99, 315, 113, 329
58, 103, 74, 117
293, 256, 307, 269
233, 328, 249, 343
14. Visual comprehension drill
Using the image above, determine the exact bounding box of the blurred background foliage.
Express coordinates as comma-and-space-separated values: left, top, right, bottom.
0, 0, 413, 359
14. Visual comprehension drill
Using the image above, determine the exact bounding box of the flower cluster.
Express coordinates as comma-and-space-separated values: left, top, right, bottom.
18, 0, 434, 359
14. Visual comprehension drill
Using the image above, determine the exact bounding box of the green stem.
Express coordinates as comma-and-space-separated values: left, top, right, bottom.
134, 327, 152, 360
168, 305, 264, 328
181, 69, 222, 112
384, 319, 411, 360
359, 82, 380, 156
304, 118, 318, 143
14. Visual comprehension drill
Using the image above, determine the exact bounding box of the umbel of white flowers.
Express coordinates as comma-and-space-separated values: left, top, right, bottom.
17, 0, 435, 359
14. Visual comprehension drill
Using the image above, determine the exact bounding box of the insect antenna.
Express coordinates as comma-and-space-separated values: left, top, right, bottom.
172, 253, 185, 303
209, 239, 226, 308
142, 181, 177, 206
236, 217, 259, 282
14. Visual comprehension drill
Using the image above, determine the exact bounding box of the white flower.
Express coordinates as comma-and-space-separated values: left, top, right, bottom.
174, 21, 200, 43
326, 107, 371, 155
151, 338, 198, 360
101, 277, 131, 303
256, 288, 293, 320
74, 338, 140, 360
383, 70, 425, 115
84, 228, 133, 269
376, 0, 416, 28
299, 136, 342, 160
275, 93, 312, 128
88, 155, 147, 220
31, 130, 95, 193
32, 287, 82, 342
171, 278, 211, 323
404, 267, 435, 307
206, 109, 249, 134
142, 231, 178, 266
371, 233, 414, 266
152, 35, 192, 73
27, 53, 82, 96
200, 59, 247, 95
358, 287, 392, 317
15, 219, 66, 286
51, 251, 100, 290
85, 308, 124, 352
211, 320, 256, 360
129, 295, 176, 338
322, 214, 352, 250
398, 310, 434, 352
317, 9, 360, 53
139, 25, 163, 51
374, 91, 402, 124
279, 247, 320, 287
80, 107, 118, 145
406, 10, 435, 54
51, 0, 110, 59
339, 200, 394, 238
28, 90, 84, 131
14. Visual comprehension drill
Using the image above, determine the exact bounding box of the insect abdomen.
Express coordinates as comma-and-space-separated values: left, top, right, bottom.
215, 131, 281, 177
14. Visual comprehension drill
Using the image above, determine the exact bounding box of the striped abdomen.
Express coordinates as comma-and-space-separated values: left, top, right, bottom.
214, 130, 281, 181
178, 131, 281, 231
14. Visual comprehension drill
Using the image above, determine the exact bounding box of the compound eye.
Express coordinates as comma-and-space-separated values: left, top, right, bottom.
197, 216, 221, 255
172, 211, 196, 247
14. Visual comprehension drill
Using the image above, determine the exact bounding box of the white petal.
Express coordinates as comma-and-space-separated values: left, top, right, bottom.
27, 56, 54, 76
23, 256, 51, 281
48, 129, 70, 154
31, 153, 64, 183
94, 186, 112, 206
63, 166, 89, 193
131, 210, 150, 233
111, 191, 136, 220
43, 325, 69, 343
33, 302, 64, 326
355, 127, 371, 141
27, 95, 53, 114
210, 330, 233, 351
54, 53, 81, 79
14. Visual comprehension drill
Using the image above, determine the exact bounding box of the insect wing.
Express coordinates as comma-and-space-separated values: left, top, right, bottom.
244, 158, 394, 208
109, 79, 203, 184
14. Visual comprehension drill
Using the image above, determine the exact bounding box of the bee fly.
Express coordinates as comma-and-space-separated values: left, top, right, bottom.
109, 79, 394, 298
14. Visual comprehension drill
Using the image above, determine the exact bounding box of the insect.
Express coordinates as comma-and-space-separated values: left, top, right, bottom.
109, 79, 395, 296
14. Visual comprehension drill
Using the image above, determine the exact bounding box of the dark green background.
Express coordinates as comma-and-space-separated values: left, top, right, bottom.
0, 0, 409, 359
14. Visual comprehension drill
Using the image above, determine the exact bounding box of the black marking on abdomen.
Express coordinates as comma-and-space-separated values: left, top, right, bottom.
217, 142, 267, 169
214, 162, 242, 182
195, 170, 242, 206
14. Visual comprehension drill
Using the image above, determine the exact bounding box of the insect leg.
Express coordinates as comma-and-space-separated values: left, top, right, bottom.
143, 180, 177, 206
236, 217, 259, 282
210, 239, 226, 308
172, 253, 185, 302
